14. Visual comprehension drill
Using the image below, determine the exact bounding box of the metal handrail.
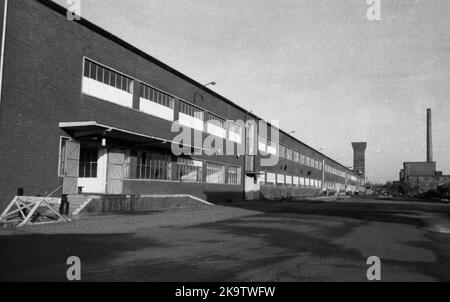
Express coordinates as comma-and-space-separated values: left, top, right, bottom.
47, 185, 63, 198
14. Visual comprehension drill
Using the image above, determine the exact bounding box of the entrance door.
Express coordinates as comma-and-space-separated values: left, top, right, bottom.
106, 149, 125, 194
77, 147, 107, 193
63, 141, 80, 195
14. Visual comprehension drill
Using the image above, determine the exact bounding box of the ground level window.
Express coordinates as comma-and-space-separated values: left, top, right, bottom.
135, 151, 172, 181
206, 162, 226, 184
258, 171, 266, 184
228, 166, 242, 185
178, 158, 203, 182
276, 173, 285, 185
266, 172, 276, 185
286, 175, 293, 186
79, 147, 98, 178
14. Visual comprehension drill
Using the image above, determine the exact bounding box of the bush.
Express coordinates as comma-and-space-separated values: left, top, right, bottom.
419, 184, 450, 200
419, 189, 441, 199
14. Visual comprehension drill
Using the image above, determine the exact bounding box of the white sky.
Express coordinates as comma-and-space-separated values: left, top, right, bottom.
54, 0, 450, 183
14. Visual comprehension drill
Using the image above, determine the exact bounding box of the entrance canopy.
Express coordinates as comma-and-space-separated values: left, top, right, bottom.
59, 121, 207, 152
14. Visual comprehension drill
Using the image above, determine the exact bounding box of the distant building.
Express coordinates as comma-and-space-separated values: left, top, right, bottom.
400, 162, 450, 191
352, 142, 367, 178
398, 109, 450, 191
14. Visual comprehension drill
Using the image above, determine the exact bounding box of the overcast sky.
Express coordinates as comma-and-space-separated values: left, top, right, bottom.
54, 0, 450, 183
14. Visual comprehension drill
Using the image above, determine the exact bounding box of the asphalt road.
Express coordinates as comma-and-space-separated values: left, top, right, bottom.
0, 197, 449, 282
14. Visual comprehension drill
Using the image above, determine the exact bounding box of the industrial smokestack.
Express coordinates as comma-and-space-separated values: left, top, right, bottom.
427, 108, 433, 162
352, 142, 367, 177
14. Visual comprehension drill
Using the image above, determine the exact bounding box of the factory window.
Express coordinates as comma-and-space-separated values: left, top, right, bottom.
258, 136, 267, 153
79, 147, 98, 178
178, 158, 203, 182
228, 122, 243, 144
228, 166, 242, 185
58, 137, 70, 177
286, 148, 293, 161
207, 113, 226, 129
123, 151, 131, 179
134, 151, 172, 181
305, 157, 310, 167
258, 171, 266, 185
276, 173, 285, 185
300, 177, 305, 187
206, 113, 227, 138
140, 84, 175, 109
267, 140, 278, 155
279, 145, 286, 158
266, 172, 276, 185
206, 162, 226, 184
286, 175, 293, 186
300, 154, 305, 165
293, 151, 299, 163
180, 102, 204, 120
84, 59, 133, 93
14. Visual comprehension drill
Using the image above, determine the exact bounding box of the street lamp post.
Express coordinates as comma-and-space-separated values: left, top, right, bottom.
193, 81, 217, 103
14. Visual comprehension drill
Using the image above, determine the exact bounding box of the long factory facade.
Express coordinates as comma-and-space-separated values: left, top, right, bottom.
0, 0, 364, 211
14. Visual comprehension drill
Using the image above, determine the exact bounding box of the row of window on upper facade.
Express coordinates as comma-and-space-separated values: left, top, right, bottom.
258, 136, 324, 170
83, 58, 243, 143
258, 170, 359, 190
257, 134, 355, 178
258, 171, 358, 190
82, 58, 358, 182
258, 171, 323, 189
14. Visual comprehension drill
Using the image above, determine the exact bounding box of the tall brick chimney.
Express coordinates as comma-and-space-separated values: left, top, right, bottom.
427, 108, 433, 162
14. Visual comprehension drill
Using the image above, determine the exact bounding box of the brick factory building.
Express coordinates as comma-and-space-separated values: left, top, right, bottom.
0, 0, 364, 212
398, 109, 450, 192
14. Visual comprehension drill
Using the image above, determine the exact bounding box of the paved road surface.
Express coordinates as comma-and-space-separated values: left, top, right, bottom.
0, 198, 449, 281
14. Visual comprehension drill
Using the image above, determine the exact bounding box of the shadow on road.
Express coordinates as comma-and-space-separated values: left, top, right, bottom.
0, 233, 160, 282
216, 199, 449, 228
